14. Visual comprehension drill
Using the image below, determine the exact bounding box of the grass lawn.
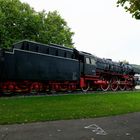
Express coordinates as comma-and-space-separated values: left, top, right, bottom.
0, 91, 140, 124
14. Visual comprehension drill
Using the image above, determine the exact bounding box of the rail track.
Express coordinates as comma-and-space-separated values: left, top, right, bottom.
1, 88, 140, 98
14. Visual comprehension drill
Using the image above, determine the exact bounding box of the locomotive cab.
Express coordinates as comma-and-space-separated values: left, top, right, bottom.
79, 52, 96, 76
84, 56, 96, 76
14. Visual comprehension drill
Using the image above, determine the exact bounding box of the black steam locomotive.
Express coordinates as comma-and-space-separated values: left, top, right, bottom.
0, 40, 139, 94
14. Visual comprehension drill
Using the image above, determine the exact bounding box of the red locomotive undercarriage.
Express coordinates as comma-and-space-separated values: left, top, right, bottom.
0, 72, 135, 94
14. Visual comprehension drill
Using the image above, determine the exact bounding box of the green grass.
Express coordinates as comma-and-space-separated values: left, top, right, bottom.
0, 91, 140, 124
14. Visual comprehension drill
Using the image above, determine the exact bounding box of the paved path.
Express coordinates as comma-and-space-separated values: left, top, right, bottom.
0, 112, 140, 140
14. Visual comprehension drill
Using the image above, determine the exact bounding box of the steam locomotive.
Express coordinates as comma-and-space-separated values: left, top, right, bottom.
0, 40, 139, 94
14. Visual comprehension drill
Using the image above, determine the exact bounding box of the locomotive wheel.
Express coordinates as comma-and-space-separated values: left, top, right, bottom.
125, 84, 133, 91
130, 85, 135, 90
119, 84, 125, 91
119, 80, 125, 91
110, 78, 119, 91
100, 78, 110, 91
81, 86, 89, 93
125, 85, 131, 91
119, 79, 128, 91
81, 83, 90, 93
100, 83, 110, 91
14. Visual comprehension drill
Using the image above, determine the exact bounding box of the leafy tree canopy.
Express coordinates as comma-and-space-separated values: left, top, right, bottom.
117, 0, 140, 19
0, 0, 74, 48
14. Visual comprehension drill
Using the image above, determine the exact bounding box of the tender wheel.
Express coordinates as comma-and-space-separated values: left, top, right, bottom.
2, 82, 16, 96
16, 81, 31, 93
30, 82, 42, 94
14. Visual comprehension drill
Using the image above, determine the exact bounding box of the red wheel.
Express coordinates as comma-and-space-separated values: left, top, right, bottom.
119, 80, 126, 91
100, 78, 110, 91
2, 81, 16, 95
81, 82, 90, 93
68, 84, 76, 92
125, 84, 134, 91
110, 78, 119, 91
119, 84, 125, 91
30, 82, 42, 93
125, 79, 134, 91
16, 81, 31, 92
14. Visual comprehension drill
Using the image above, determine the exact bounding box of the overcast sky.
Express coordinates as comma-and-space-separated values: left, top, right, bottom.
20, 0, 140, 65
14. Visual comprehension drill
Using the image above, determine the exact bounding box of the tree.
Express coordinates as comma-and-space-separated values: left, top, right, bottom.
0, 0, 74, 48
117, 0, 140, 19
0, 0, 40, 48
36, 11, 74, 48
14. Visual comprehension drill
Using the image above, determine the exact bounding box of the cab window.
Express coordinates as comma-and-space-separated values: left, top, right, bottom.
86, 57, 90, 64
91, 58, 96, 65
